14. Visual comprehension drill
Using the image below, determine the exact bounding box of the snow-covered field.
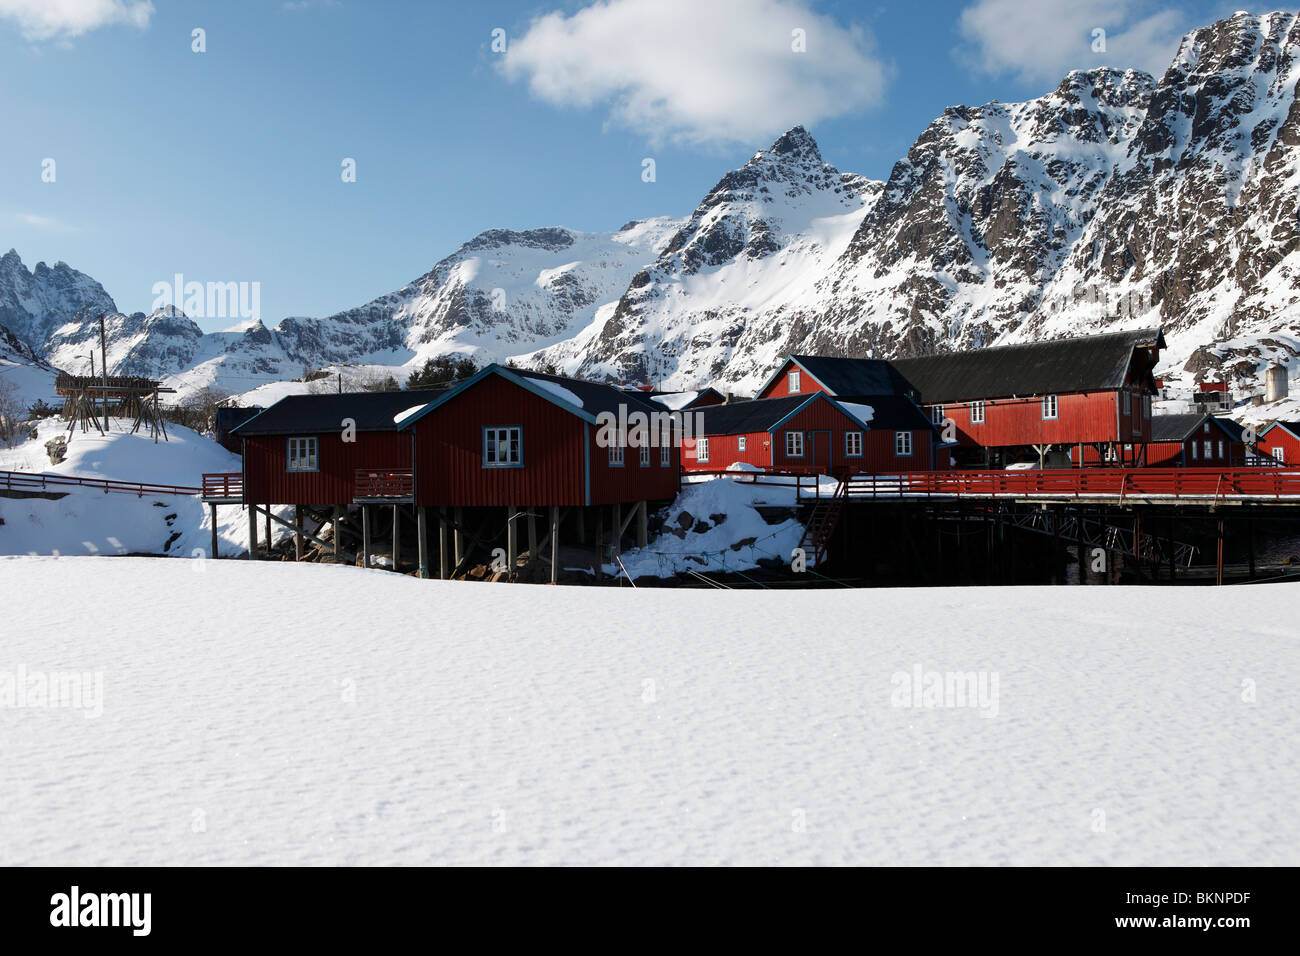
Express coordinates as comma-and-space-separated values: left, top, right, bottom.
2, 556, 1295, 866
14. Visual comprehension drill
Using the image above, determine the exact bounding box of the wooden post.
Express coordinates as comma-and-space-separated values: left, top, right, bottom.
391, 504, 400, 572
453, 507, 464, 568
636, 500, 648, 549
613, 503, 622, 556
210, 503, 219, 559
550, 505, 560, 585
1076, 512, 1086, 585
417, 507, 429, 579
1215, 516, 1225, 587
362, 505, 372, 568
439, 507, 450, 580
1247, 513, 1256, 581
333, 506, 342, 563
294, 505, 304, 561
506, 508, 518, 571
248, 504, 258, 559
527, 511, 538, 565
1167, 512, 1176, 583
595, 507, 605, 581
264, 507, 272, 553
576, 507, 585, 544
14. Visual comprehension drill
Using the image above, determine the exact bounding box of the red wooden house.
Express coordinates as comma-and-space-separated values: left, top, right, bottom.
233, 389, 445, 506
683, 392, 936, 475
1145, 414, 1247, 468
1257, 421, 1300, 465
888, 327, 1166, 467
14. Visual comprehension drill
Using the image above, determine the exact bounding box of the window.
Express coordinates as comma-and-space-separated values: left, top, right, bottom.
788, 370, 801, 394
895, 431, 913, 457
1143, 395, 1151, 420
785, 431, 805, 457
738, 436, 747, 453
1122, 390, 1131, 415
1042, 394, 1059, 420
660, 443, 671, 467
931, 404, 945, 425
1273, 446, 1286, 464
287, 437, 318, 472
845, 431, 863, 457
1218, 441, 1225, 459
609, 439, 625, 467
483, 426, 522, 467
639, 444, 650, 466
970, 401, 985, 424
695, 437, 709, 463
1190, 442, 1199, 461
1204, 440, 1213, 459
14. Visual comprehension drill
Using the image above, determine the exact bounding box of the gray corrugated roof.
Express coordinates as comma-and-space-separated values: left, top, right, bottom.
888, 328, 1164, 403
1151, 413, 1245, 443
695, 395, 814, 435
510, 368, 663, 419
784, 355, 919, 398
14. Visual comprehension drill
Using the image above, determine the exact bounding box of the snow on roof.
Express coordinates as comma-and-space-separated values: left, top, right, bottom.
530, 378, 584, 409
650, 391, 698, 411
393, 404, 427, 425
838, 402, 875, 424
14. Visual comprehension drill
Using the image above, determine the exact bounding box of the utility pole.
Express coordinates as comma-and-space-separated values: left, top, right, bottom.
99, 313, 110, 429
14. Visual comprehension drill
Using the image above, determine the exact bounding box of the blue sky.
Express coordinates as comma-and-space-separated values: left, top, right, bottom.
1, 0, 1235, 330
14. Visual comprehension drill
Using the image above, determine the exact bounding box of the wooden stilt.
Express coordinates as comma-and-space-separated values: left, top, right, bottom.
264, 507, 272, 554
595, 508, 605, 581
391, 504, 400, 571
248, 504, 258, 559
527, 511, 538, 565
453, 507, 464, 568
506, 508, 518, 571
417, 507, 429, 579
636, 500, 648, 549
294, 505, 304, 561
1168, 512, 1176, 583
210, 503, 219, 559
576, 507, 585, 544
439, 507, 449, 580
550, 505, 560, 585
1247, 513, 1256, 581
1076, 511, 1086, 585
613, 503, 622, 556
1215, 516, 1225, 586
333, 506, 342, 564
362, 505, 372, 568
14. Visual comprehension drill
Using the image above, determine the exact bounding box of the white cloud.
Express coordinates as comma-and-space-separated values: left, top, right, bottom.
956, 0, 1188, 86
0, 0, 153, 42
14, 212, 76, 232
498, 0, 888, 147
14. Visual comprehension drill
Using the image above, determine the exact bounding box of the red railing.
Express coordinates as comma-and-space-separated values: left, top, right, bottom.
354, 468, 415, 500
201, 472, 244, 500
843, 467, 1300, 503
3, 469, 201, 498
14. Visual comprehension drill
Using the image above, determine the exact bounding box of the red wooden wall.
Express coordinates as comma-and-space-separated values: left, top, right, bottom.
1258, 427, 1299, 465
758, 360, 827, 400
930, 390, 1143, 447
243, 432, 411, 505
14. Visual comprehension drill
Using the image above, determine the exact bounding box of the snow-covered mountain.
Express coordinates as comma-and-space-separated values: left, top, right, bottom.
2, 10, 1297, 404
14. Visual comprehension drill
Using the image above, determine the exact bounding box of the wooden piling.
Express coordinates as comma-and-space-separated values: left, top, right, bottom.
417, 506, 429, 579
550, 505, 560, 585
210, 503, 219, 559
361, 505, 371, 568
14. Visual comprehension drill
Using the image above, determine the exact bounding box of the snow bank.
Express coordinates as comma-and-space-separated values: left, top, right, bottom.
2, 555, 1295, 866
614, 475, 804, 578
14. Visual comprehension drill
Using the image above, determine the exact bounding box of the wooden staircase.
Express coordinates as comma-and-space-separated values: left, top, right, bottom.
798, 479, 846, 567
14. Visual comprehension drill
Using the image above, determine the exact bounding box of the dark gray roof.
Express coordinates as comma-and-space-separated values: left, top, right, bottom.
232, 388, 448, 436
216, 406, 262, 433
1151, 413, 1245, 443
696, 395, 818, 435
782, 356, 919, 398
511, 368, 663, 419
838, 394, 938, 433
888, 328, 1164, 404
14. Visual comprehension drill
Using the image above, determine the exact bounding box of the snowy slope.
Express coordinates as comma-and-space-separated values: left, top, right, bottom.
1, 556, 1295, 865
0, 323, 57, 407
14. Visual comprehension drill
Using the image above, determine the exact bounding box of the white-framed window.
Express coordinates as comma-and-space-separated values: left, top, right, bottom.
788, 369, 801, 393
695, 437, 709, 463
1042, 394, 1059, 420
785, 431, 805, 457
1272, 445, 1286, 464
970, 400, 985, 424
660, 443, 670, 467
639, 444, 650, 466
895, 431, 913, 457
287, 436, 318, 472
1204, 440, 1213, 459
738, 435, 747, 453
609, 439, 625, 467
483, 426, 522, 467
845, 431, 863, 457
931, 404, 945, 424
1190, 442, 1199, 461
